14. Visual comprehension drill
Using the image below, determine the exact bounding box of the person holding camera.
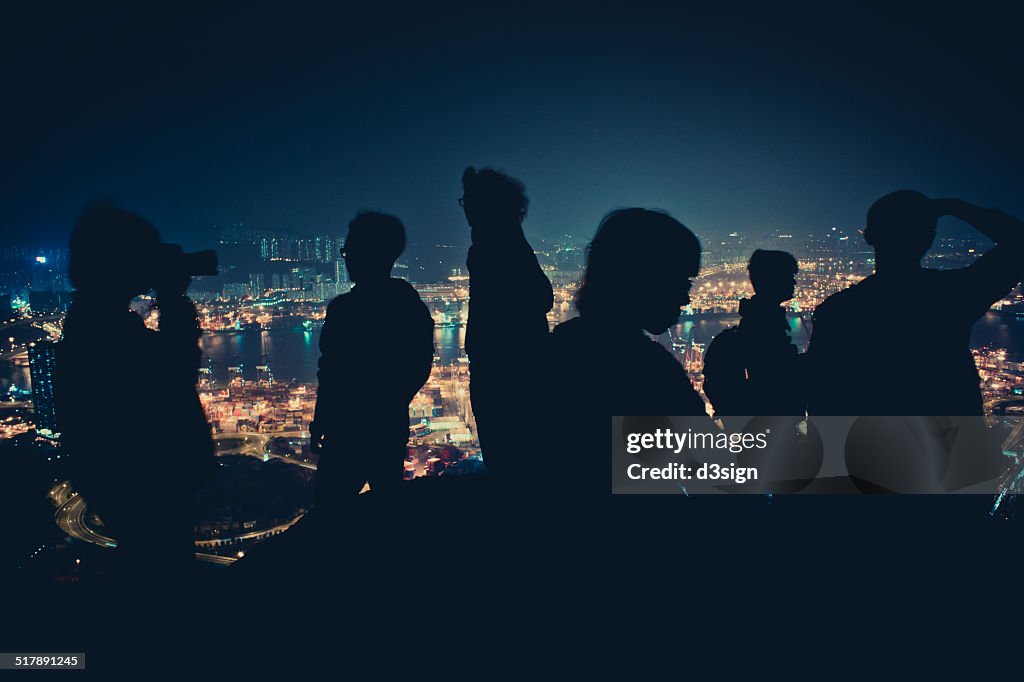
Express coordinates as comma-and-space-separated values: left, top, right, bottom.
56, 204, 216, 580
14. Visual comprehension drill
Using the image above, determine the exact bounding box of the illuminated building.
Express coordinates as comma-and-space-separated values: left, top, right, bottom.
28, 341, 59, 438
249, 273, 265, 297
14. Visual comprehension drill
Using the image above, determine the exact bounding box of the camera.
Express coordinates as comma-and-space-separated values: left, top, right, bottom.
157, 244, 219, 278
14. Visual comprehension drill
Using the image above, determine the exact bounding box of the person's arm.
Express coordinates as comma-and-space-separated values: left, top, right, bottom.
408, 298, 436, 402
150, 284, 217, 481
805, 302, 842, 416
467, 230, 553, 366
701, 330, 746, 417
472, 233, 553, 319
153, 277, 203, 384
525, 239, 555, 317
934, 199, 1024, 313
934, 199, 1024, 247
311, 297, 342, 452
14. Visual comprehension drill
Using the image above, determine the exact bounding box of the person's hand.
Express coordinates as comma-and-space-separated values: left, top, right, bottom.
932, 198, 957, 216
934, 199, 1022, 229
309, 421, 326, 453
932, 198, 974, 219
155, 275, 192, 300
985, 207, 1024, 231
153, 244, 193, 297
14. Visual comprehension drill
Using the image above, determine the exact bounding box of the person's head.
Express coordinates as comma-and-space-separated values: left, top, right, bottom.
342, 211, 406, 282
747, 249, 798, 304
864, 190, 938, 268
575, 208, 700, 334
460, 167, 528, 234
69, 203, 161, 300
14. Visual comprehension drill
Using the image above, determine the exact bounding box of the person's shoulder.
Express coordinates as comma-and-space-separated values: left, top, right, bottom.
637, 333, 682, 369
704, 325, 741, 360
636, 335, 702, 410
818, 282, 865, 308
551, 317, 584, 342
325, 292, 354, 315
814, 277, 875, 318
549, 318, 585, 357
386, 278, 433, 321
921, 266, 967, 287
385, 277, 422, 298
709, 325, 740, 345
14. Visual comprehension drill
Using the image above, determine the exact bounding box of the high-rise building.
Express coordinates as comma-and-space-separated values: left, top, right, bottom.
28, 341, 59, 438
322, 236, 337, 263
222, 282, 249, 299
28, 291, 70, 313
30, 257, 70, 293
249, 273, 266, 297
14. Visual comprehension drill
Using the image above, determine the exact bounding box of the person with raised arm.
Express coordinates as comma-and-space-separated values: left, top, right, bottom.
808, 191, 1024, 416
461, 167, 553, 484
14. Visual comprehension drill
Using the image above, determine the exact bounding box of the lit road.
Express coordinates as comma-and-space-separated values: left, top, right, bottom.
193, 514, 305, 548
53, 488, 242, 564
0, 313, 61, 332
47, 433, 315, 566
49, 480, 73, 507
214, 430, 316, 470
54, 493, 117, 548
0, 313, 61, 360
259, 451, 316, 470
195, 552, 236, 565
51, 482, 301, 565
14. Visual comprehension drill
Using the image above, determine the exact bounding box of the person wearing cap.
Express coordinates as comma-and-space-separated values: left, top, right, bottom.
56, 203, 214, 579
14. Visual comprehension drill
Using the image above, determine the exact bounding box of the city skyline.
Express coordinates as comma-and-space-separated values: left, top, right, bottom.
0, 218, 996, 295
4, 4, 1023, 668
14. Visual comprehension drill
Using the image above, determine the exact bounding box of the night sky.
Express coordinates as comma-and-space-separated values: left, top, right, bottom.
3, 1, 1021, 253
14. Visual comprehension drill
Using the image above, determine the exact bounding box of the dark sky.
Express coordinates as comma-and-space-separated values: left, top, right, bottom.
3, 1, 1021, 252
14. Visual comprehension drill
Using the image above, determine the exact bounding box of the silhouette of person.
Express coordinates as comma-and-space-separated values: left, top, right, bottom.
702, 249, 804, 419
310, 212, 434, 506
808, 191, 1024, 415
547, 209, 706, 492
462, 167, 553, 482
55, 204, 215, 578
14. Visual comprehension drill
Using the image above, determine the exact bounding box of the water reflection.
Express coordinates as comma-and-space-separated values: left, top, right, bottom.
198, 325, 467, 384
2, 312, 1022, 392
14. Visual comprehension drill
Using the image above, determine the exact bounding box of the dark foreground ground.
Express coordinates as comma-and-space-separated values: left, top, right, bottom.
4, 478, 1021, 676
